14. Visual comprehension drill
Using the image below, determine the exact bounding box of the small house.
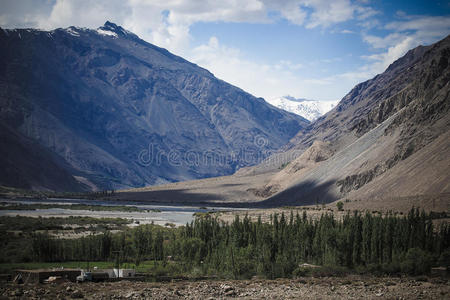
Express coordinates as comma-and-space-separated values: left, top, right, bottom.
113, 268, 135, 278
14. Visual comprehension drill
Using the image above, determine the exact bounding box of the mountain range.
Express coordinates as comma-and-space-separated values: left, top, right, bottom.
267, 96, 338, 121
115, 34, 450, 212
1, 21, 448, 212
0, 22, 308, 191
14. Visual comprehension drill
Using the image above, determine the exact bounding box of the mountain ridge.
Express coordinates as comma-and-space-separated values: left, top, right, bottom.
0, 21, 308, 191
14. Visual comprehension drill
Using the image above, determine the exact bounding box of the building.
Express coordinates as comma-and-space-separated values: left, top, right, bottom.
113, 268, 136, 278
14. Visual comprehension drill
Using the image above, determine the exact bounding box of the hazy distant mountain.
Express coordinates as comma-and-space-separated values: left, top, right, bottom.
0, 21, 308, 191
267, 96, 338, 121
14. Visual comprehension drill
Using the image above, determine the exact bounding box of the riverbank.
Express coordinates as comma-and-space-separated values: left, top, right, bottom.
0, 198, 240, 227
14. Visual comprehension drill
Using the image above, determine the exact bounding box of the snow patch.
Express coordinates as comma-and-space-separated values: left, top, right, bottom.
66, 27, 80, 37
96, 28, 118, 38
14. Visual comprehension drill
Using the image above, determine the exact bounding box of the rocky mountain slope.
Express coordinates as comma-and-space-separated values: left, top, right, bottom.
116, 35, 449, 211
0, 22, 307, 191
0, 123, 85, 191
267, 96, 338, 121
261, 34, 450, 206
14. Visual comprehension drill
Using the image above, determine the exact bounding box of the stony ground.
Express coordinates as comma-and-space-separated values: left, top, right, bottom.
1, 275, 449, 299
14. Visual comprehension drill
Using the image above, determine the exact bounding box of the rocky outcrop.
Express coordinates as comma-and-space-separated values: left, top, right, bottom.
336, 165, 386, 193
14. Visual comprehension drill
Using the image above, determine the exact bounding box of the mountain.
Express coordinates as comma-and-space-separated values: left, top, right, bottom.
0, 21, 308, 191
0, 122, 86, 192
115, 35, 450, 212
267, 96, 338, 121
259, 34, 450, 207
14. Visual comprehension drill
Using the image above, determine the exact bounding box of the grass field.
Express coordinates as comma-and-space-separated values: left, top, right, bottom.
0, 260, 169, 274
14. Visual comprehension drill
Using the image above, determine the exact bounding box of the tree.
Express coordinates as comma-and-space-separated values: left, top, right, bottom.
133, 227, 147, 266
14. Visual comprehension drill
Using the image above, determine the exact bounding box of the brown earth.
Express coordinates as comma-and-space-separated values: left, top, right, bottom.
1, 276, 448, 299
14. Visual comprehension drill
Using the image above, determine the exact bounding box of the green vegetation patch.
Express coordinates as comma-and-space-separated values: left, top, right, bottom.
0, 215, 132, 231
0, 202, 144, 213
1, 209, 448, 279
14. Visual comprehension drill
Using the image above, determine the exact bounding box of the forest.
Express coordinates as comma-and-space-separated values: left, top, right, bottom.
7, 208, 450, 278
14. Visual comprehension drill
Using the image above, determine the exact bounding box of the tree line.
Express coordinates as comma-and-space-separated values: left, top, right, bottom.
31, 208, 450, 278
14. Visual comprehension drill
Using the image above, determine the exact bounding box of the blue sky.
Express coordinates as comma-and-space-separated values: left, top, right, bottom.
1, 0, 449, 101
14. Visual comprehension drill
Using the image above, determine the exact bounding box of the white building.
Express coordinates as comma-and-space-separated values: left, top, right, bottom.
113, 268, 136, 278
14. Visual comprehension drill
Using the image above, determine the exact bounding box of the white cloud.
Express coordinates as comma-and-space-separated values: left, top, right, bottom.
0, 1, 377, 43
385, 15, 450, 32
363, 33, 405, 49
275, 60, 303, 70
0, 0, 53, 28
364, 15, 450, 50
362, 36, 417, 73
37, 0, 130, 30
1, 0, 270, 54
190, 36, 291, 98
123, 0, 375, 52
362, 15, 450, 76
0, 0, 379, 102
355, 6, 379, 20
120, 0, 271, 54
284, 14, 450, 101
358, 18, 381, 29
305, 0, 355, 29
0, 1, 447, 103
265, 1, 307, 25
190, 36, 349, 100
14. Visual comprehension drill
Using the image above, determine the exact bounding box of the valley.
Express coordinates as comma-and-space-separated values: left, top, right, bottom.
103, 35, 450, 216
0, 8, 449, 298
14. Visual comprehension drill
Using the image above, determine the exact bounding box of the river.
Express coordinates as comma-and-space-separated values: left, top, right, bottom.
0, 198, 238, 226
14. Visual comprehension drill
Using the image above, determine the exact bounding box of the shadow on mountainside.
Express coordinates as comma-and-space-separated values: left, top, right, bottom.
114, 188, 226, 205
255, 179, 338, 208
114, 179, 338, 209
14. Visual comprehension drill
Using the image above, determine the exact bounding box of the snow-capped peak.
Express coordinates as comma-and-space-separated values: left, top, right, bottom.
267, 96, 339, 121
95, 21, 136, 39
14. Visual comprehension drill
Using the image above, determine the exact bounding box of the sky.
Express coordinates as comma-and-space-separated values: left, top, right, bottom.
1, 1, 449, 102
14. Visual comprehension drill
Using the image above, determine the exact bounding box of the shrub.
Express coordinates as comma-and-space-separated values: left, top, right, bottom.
400, 248, 433, 275
292, 266, 310, 277
438, 249, 450, 270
